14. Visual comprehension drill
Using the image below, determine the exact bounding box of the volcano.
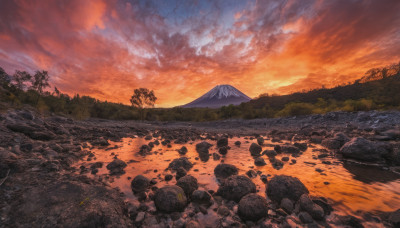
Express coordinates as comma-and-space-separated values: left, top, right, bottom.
182, 85, 251, 108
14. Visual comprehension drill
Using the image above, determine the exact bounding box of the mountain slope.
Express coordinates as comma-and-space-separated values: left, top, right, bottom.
182, 85, 251, 108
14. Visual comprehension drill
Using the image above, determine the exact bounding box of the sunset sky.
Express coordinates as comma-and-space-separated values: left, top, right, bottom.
1, 0, 400, 107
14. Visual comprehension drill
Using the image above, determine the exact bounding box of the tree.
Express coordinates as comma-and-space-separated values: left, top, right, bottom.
31, 70, 50, 94
130, 88, 157, 120
12, 70, 31, 90
0, 67, 10, 87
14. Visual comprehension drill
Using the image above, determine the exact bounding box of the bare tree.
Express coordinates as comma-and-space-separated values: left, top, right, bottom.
130, 88, 157, 120
12, 70, 31, 90
32, 70, 50, 94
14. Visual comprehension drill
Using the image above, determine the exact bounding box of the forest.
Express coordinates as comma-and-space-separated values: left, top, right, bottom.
0, 62, 399, 121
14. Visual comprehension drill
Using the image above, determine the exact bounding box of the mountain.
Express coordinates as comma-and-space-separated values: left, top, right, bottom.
182, 84, 251, 108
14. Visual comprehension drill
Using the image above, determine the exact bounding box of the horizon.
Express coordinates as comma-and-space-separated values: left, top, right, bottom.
1, 0, 400, 107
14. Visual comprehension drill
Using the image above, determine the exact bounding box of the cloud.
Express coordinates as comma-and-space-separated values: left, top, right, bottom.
0, 0, 399, 107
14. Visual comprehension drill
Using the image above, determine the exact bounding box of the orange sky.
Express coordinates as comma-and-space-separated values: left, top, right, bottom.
1, 0, 400, 107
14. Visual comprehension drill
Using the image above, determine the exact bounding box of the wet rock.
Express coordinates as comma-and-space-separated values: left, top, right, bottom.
267, 175, 309, 203
281, 145, 300, 154
282, 157, 289, 162
249, 143, 262, 156
299, 194, 324, 220
217, 175, 256, 202
257, 137, 264, 145
254, 157, 266, 166
176, 175, 198, 196
106, 159, 127, 175
218, 146, 228, 155
294, 142, 308, 151
165, 174, 173, 181
298, 212, 314, 224
321, 132, 350, 149
238, 193, 268, 221
263, 150, 277, 157
168, 157, 193, 171
90, 162, 103, 170
192, 190, 213, 207
178, 146, 188, 155
280, 198, 294, 214
196, 141, 212, 154
213, 153, 221, 160
340, 137, 390, 162
176, 167, 187, 180
217, 137, 228, 147
138, 145, 151, 155
260, 175, 268, 183
246, 170, 257, 178
91, 137, 110, 146
214, 163, 238, 179
186, 220, 201, 228
154, 185, 187, 213
131, 175, 150, 193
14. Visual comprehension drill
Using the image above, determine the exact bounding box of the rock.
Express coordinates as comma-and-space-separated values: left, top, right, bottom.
106, 159, 127, 175
217, 175, 256, 202
191, 190, 213, 207
246, 170, 257, 178
178, 146, 188, 155
135, 212, 145, 223
254, 157, 266, 166
218, 146, 228, 155
186, 220, 201, 228
154, 186, 187, 212
299, 194, 324, 220
280, 198, 294, 214
214, 163, 238, 179
298, 212, 314, 224
176, 167, 187, 180
389, 209, 400, 227
217, 137, 228, 147
168, 157, 193, 171
91, 137, 110, 146
257, 137, 264, 145
267, 175, 309, 203
213, 153, 220, 160
196, 141, 212, 162
249, 143, 262, 156
322, 132, 350, 149
234, 141, 241, 146
217, 205, 230, 216
381, 129, 400, 140
131, 175, 150, 193
340, 137, 390, 162
281, 145, 300, 154
176, 175, 198, 196
260, 175, 268, 183
90, 162, 103, 169
282, 157, 289, 162
238, 193, 268, 221
294, 142, 308, 151
165, 174, 173, 181
263, 150, 277, 157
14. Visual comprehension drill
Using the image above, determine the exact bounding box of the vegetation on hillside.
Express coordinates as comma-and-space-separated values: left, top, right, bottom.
0, 62, 399, 121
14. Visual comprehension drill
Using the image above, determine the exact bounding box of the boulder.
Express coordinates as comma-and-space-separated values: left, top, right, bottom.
191, 190, 213, 207
106, 159, 127, 175
266, 175, 309, 203
257, 137, 264, 146
299, 194, 324, 220
131, 175, 150, 193
280, 198, 294, 214
263, 150, 277, 157
340, 137, 390, 162
168, 157, 193, 171
196, 141, 212, 162
249, 143, 262, 156
217, 138, 228, 147
176, 175, 198, 196
178, 146, 188, 155
154, 186, 187, 212
238, 194, 268, 221
389, 209, 400, 227
254, 157, 266, 166
280, 145, 300, 154
214, 164, 238, 179
322, 132, 350, 149
217, 175, 256, 202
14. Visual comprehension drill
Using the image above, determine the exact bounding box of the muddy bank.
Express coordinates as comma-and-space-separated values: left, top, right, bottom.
1, 108, 400, 227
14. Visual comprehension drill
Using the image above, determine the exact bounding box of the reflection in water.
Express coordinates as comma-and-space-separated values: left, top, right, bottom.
78, 136, 400, 221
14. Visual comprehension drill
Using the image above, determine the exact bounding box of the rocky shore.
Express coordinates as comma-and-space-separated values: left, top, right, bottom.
1, 108, 400, 227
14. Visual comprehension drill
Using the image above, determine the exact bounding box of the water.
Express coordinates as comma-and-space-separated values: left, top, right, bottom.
78, 135, 400, 225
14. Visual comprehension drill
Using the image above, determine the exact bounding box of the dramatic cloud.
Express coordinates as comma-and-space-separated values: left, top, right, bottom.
1, 0, 399, 107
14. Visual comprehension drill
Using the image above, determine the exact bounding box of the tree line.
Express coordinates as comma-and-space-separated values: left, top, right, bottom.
0, 62, 399, 121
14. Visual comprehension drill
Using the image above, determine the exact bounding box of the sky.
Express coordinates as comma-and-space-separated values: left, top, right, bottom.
1, 0, 400, 107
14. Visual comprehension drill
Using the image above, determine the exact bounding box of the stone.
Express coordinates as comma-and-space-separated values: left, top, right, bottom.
280, 198, 294, 214
168, 157, 193, 171
106, 159, 127, 175
131, 175, 150, 193
214, 163, 238, 179
266, 175, 309, 203
154, 186, 187, 213
340, 137, 390, 162
238, 193, 268, 221
217, 175, 256, 202
178, 146, 188, 155
217, 137, 228, 147
254, 157, 266, 166
176, 175, 198, 196
298, 212, 313, 224
257, 137, 264, 145
191, 190, 213, 207
249, 143, 262, 156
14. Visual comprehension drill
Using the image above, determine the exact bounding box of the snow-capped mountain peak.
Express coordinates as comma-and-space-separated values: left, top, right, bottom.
181, 84, 251, 108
